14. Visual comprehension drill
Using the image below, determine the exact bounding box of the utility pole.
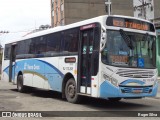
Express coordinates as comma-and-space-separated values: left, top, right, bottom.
105, 0, 112, 15
134, 0, 152, 20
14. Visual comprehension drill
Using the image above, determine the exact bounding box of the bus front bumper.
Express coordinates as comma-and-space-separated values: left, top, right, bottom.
100, 81, 158, 99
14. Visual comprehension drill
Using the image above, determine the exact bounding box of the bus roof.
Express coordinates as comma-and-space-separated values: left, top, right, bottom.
5, 15, 154, 45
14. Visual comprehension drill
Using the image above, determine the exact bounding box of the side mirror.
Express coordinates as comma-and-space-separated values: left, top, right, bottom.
100, 27, 107, 52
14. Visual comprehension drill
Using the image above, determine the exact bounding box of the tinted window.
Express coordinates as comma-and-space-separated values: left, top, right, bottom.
62, 28, 79, 54
25, 39, 32, 54
14, 27, 80, 59
46, 32, 61, 56
29, 39, 36, 54
4, 44, 11, 60
35, 36, 47, 55
27, 36, 47, 58
17, 41, 27, 55
93, 26, 100, 50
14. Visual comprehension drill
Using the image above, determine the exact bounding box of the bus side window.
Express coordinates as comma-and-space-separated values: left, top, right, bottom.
46, 32, 61, 56
35, 36, 47, 56
62, 28, 79, 54
4, 44, 11, 60
29, 39, 35, 54
16, 41, 26, 59
92, 26, 100, 76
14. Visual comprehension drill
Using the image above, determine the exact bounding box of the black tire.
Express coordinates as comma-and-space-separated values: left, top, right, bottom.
65, 78, 81, 103
108, 98, 121, 102
17, 75, 26, 92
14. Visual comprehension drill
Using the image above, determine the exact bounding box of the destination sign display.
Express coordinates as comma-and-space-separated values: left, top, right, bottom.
106, 17, 155, 32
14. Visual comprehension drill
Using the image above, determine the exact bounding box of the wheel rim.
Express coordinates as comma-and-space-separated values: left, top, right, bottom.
67, 83, 75, 98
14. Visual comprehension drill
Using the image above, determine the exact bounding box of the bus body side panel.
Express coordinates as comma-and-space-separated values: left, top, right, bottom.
15, 59, 33, 86
58, 56, 78, 84
3, 56, 78, 92
2, 60, 10, 82
32, 58, 46, 89
13, 58, 63, 91
44, 57, 64, 91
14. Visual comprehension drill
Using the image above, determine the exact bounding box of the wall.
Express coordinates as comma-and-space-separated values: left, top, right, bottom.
154, 0, 160, 19
51, 0, 134, 27
112, 0, 133, 16
133, 0, 154, 20
64, 0, 106, 25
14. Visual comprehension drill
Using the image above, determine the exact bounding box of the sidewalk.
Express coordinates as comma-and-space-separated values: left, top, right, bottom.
0, 80, 16, 89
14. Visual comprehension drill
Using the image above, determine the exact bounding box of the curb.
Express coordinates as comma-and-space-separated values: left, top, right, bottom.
154, 95, 160, 99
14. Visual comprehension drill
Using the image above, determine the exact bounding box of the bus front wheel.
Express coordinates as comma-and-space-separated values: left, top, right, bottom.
17, 75, 26, 92
65, 78, 81, 103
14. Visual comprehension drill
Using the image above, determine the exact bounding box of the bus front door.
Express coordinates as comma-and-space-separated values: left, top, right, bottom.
9, 44, 16, 82
78, 28, 94, 95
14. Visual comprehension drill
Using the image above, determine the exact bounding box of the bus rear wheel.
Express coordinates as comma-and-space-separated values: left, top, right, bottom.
65, 78, 81, 103
17, 75, 26, 92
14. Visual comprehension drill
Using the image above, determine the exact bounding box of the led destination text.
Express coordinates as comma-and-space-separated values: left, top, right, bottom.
106, 17, 155, 32
113, 19, 149, 31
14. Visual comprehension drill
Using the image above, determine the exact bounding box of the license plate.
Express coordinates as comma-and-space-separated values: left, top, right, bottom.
132, 89, 143, 94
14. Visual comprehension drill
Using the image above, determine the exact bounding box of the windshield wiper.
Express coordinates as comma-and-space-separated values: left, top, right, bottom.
142, 33, 149, 48
119, 29, 134, 50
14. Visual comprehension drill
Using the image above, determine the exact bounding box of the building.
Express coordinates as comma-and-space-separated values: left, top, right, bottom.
51, 0, 106, 27
154, 0, 160, 28
154, 17, 160, 29
111, 0, 133, 17
133, 0, 160, 28
50, 0, 134, 27
133, 0, 154, 20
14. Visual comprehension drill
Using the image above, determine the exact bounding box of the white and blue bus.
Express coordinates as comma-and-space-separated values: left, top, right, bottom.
1, 15, 158, 103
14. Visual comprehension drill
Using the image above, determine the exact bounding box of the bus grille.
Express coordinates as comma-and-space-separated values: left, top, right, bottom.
120, 86, 152, 93
116, 69, 154, 78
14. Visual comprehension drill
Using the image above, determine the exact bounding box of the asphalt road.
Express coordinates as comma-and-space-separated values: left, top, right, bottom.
0, 80, 160, 120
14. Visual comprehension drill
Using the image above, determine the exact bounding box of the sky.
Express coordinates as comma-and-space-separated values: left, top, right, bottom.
0, 0, 51, 47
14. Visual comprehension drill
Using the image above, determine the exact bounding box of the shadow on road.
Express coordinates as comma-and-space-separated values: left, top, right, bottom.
81, 96, 150, 110
11, 88, 62, 99
10, 88, 151, 111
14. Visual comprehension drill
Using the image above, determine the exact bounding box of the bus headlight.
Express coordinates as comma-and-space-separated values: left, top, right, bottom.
103, 73, 118, 87
110, 78, 118, 87
103, 74, 110, 81
154, 79, 158, 86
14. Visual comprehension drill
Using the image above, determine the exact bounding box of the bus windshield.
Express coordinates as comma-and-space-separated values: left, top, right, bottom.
102, 30, 156, 68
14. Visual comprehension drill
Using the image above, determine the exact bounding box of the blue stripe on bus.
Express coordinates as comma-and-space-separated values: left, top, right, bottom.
3, 59, 64, 92
37, 59, 64, 77
3, 64, 16, 76
3, 66, 9, 73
